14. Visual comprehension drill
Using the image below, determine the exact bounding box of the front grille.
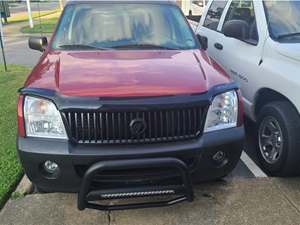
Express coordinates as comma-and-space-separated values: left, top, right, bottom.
62, 106, 206, 144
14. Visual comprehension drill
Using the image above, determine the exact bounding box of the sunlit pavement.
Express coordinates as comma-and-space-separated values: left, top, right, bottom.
1, 178, 300, 225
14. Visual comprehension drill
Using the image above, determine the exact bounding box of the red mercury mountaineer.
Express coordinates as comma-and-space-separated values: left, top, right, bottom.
17, 0, 244, 210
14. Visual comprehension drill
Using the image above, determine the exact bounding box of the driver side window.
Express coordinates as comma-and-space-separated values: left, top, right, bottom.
203, 1, 228, 31
222, 0, 258, 44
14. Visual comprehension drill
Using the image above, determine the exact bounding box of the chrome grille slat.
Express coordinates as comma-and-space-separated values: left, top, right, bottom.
81, 113, 85, 142
63, 106, 206, 144
105, 112, 109, 140
93, 112, 97, 143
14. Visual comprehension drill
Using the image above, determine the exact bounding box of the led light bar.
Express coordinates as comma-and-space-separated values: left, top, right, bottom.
101, 190, 175, 199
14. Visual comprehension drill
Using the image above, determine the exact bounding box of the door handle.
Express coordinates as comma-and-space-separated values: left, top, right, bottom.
214, 43, 223, 50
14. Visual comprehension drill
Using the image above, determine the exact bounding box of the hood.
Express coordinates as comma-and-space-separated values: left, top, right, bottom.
25, 49, 230, 97
273, 41, 300, 62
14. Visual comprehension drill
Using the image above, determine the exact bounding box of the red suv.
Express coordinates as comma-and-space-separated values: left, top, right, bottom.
17, 0, 244, 210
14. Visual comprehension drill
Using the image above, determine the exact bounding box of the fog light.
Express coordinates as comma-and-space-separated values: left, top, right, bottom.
213, 151, 226, 163
44, 160, 59, 174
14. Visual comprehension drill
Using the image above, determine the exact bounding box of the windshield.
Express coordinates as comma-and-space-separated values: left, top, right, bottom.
52, 3, 198, 50
264, 1, 300, 42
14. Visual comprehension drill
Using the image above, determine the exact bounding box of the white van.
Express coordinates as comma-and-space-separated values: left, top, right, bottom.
196, 0, 300, 176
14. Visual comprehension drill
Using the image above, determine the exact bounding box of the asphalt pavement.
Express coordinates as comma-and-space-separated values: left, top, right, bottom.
3, 38, 41, 67
1, 20, 42, 67
9, 1, 61, 14
1, 1, 60, 67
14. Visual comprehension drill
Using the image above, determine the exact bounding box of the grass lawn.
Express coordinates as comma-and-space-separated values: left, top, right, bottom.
20, 17, 59, 34
8, 9, 60, 24
0, 65, 30, 208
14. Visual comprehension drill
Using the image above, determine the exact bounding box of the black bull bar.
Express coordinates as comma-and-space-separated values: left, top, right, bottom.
78, 157, 194, 211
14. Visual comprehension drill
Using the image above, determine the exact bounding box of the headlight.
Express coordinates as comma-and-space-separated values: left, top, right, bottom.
24, 96, 67, 139
204, 90, 238, 133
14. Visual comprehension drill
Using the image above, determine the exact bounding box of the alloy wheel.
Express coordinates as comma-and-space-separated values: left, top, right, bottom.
258, 116, 284, 164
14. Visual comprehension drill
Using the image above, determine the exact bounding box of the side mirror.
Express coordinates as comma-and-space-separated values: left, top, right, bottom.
186, 15, 201, 23
28, 36, 48, 52
223, 20, 249, 41
197, 34, 208, 51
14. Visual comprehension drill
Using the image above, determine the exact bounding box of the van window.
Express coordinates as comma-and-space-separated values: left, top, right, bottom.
222, 0, 258, 44
203, 0, 228, 31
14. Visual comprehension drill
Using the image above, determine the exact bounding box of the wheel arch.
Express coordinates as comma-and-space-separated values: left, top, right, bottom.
254, 88, 299, 119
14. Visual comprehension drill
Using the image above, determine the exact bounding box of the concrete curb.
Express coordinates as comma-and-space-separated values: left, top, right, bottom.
12, 175, 33, 199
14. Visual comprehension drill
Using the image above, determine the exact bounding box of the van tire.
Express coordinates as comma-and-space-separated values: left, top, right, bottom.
256, 101, 300, 176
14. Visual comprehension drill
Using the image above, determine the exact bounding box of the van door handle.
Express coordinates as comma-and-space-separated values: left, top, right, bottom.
214, 43, 223, 50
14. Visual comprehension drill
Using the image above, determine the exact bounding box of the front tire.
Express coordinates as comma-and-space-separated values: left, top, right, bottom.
256, 101, 300, 176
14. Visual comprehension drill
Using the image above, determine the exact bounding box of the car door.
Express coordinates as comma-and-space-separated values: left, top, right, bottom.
198, 0, 267, 116
215, 0, 267, 109
196, 0, 230, 61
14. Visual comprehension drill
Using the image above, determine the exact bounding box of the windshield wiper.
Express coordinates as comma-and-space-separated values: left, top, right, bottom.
58, 44, 111, 50
110, 44, 179, 50
276, 32, 300, 40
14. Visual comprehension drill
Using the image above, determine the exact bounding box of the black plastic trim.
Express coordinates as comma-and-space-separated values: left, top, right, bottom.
17, 126, 244, 193
19, 82, 239, 111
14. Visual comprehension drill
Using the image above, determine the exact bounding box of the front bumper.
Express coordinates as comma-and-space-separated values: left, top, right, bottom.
17, 126, 244, 192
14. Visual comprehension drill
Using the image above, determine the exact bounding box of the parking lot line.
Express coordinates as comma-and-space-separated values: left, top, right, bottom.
241, 151, 268, 178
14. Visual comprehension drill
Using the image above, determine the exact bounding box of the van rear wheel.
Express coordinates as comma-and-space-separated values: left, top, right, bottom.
256, 101, 300, 176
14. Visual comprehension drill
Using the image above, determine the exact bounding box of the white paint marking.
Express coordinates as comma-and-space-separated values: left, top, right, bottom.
241, 151, 268, 178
